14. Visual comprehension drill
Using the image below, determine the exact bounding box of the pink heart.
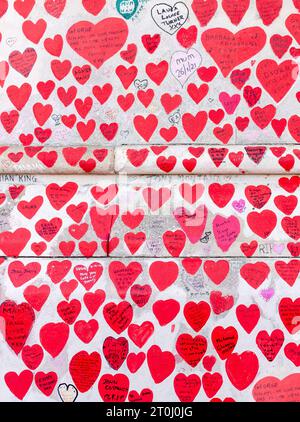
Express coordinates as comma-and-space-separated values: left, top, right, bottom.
219, 92, 241, 114
213, 215, 240, 252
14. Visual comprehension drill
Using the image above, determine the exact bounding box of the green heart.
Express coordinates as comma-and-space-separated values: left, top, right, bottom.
116, 0, 139, 20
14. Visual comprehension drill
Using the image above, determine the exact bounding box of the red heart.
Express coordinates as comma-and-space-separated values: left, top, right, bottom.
122, 209, 144, 229
127, 149, 149, 167
284, 343, 300, 366
247, 210, 277, 238
208, 147, 228, 167
288, 115, 300, 143
103, 301, 133, 334
184, 301, 211, 332
173, 205, 208, 244
35, 371, 57, 396
103, 336, 128, 370
66, 19, 128, 69
60, 280, 78, 300
17, 196, 43, 219
46, 182, 77, 210
7, 83, 32, 111
22, 19, 46, 44
146, 61, 168, 85
163, 230, 186, 257
212, 326, 238, 359
14, 0, 35, 18
253, 374, 300, 402
236, 304, 260, 333
130, 284, 151, 308
187, 83, 208, 104
157, 156, 177, 173
92, 83, 112, 104
137, 89, 154, 107
142, 187, 171, 211
192, 0, 218, 26
272, 118, 287, 138
0, 228, 30, 256
115, 65, 137, 89
73, 65, 92, 85
251, 105, 276, 129
98, 374, 129, 402
35, 217, 62, 242
256, 329, 284, 361
209, 183, 234, 208
109, 261, 142, 299
142, 34, 160, 53
5, 370, 33, 400
149, 261, 179, 291
256, 0, 282, 25
8, 261, 41, 288
0, 300, 35, 354
176, 25, 197, 48
281, 216, 300, 240
235, 116, 249, 131
134, 114, 158, 142
66, 202, 88, 223
174, 374, 201, 402
84, 289, 105, 316
44, 0, 66, 18
128, 322, 154, 348
270, 34, 293, 59
213, 124, 233, 143
240, 262, 270, 289
201, 27, 266, 77
256, 59, 298, 102
182, 111, 207, 141
22, 344, 44, 370
120, 43, 137, 64
275, 260, 300, 286
82, 0, 106, 15
243, 85, 261, 107
229, 151, 244, 167
210, 291, 234, 315
153, 299, 180, 326
203, 355, 216, 372
44, 35, 63, 57
147, 345, 175, 384
127, 352, 145, 373
46, 260, 71, 284
73, 262, 103, 291
128, 389, 153, 402
203, 260, 229, 285
286, 14, 300, 44
203, 372, 223, 398
287, 242, 300, 257
31, 242, 47, 256
222, 0, 250, 25
57, 299, 81, 325
9, 48, 37, 77
176, 333, 207, 367
1, 110, 19, 133
279, 298, 300, 334
90, 205, 119, 240
69, 351, 101, 393
182, 258, 202, 275
244, 184, 271, 208
0, 61, 9, 87
40, 322, 69, 357
226, 351, 259, 390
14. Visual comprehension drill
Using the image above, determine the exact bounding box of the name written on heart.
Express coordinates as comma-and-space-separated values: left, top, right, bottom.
151, 2, 189, 35
171, 48, 202, 86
